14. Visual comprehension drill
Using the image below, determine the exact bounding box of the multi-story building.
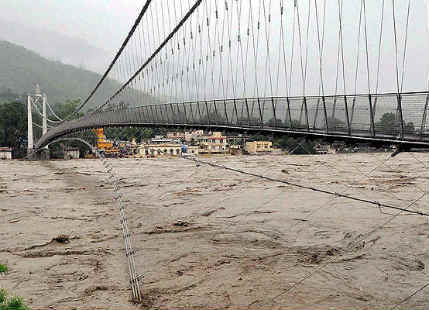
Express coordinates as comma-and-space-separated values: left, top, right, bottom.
167, 130, 204, 143
167, 132, 185, 140
185, 130, 204, 143
245, 141, 273, 154
198, 132, 228, 154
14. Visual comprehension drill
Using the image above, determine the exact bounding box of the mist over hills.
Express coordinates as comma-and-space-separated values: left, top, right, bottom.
0, 19, 111, 73
0, 40, 123, 107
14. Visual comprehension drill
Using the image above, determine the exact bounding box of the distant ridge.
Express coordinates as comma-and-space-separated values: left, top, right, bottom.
0, 40, 152, 108
0, 18, 110, 72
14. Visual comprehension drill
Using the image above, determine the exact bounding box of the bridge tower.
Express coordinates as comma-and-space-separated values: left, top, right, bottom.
27, 84, 48, 154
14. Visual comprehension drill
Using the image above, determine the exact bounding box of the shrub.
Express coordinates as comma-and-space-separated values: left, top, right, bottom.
0, 290, 29, 310
5, 296, 28, 310
0, 289, 6, 304
0, 265, 8, 273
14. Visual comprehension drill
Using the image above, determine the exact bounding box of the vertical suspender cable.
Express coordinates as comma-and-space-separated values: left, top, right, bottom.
99, 0, 204, 112
314, 0, 325, 97
338, 0, 347, 96
354, 2, 363, 96
362, 0, 371, 94
375, 0, 385, 94
392, 0, 401, 94
288, 3, 297, 96
400, 0, 411, 93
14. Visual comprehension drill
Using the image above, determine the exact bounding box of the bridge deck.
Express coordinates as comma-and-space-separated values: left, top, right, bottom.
36, 92, 429, 149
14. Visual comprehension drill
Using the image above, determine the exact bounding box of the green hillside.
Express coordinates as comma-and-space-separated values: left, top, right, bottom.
0, 40, 132, 108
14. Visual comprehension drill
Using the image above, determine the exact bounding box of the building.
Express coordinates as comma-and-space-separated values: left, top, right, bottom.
0, 147, 12, 160
198, 132, 228, 154
138, 143, 182, 157
227, 135, 249, 146
167, 130, 205, 143
314, 144, 337, 155
245, 141, 273, 154
151, 137, 174, 144
167, 132, 185, 140
185, 130, 204, 142
64, 148, 80, 159
230, 145, 242, 155
186, 145, 199, 155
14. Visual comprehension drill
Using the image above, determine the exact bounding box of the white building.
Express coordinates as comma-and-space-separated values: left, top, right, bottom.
64, 148, 80, 159
0, 147, 12, 160
138, 143, 182, 157
314, 144, 336, 155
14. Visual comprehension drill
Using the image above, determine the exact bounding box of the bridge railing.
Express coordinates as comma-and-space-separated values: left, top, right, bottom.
35, 92, 429, 149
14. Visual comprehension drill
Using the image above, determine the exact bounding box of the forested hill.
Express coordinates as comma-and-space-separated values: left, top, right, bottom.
0, 40, 133, 107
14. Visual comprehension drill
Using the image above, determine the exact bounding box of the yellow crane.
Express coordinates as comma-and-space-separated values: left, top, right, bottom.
93, 128, 120, 157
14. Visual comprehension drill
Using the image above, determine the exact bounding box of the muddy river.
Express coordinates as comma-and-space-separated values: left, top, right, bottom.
1, 153, 428, 309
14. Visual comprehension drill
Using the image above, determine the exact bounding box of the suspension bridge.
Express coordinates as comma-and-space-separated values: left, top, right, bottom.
32, 0, 429, 151
23, 0, 429, 306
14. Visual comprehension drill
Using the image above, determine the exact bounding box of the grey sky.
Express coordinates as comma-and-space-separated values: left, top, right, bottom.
0, 0, 141, 52
1, 1, 428, 100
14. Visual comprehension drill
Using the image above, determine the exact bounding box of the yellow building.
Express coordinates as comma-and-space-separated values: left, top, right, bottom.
138, 143, 182, 157
245, 141, 273, 154
186, 145, 200, 155
198, 132, 228, 154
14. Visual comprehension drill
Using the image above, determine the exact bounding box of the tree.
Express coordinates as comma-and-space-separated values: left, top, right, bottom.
287, 119, 304, 129
0, 101, 27, 149
237, 116, 261, 126
265, 117, 283, 127
199, 112, 226, 124
249, 134, 269, 142
374, 112, 415, 135
375, 112, 398, 134
326, 117, 346, 130
53, 99, 83, 119
405, 122, 415, 134
273, 136, 316, 154
104, 127, 157, 143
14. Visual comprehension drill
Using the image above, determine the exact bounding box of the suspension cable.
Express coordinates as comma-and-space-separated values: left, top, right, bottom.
182, 156, 429, 217
400, 0, 411, 92
288, 2, 297, 96
98, 0, 204, 112
314, 0, 326, 97
375, 0, 385, 94
392, 0, 401, 93
354, 1, 363, 95
45, 99, 64, 122
68, 0, 152, 118
338, 0, 347, 95
362, 0, 371, 94
31, 101, 62, 124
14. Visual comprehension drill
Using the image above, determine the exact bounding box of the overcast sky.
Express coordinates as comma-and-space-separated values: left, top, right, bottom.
0, 0, 141, 52
1, 1, 428, 99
